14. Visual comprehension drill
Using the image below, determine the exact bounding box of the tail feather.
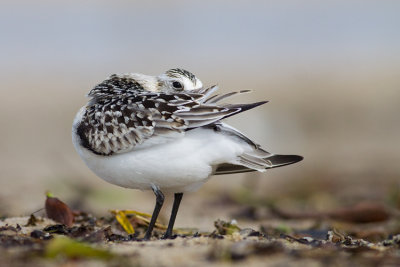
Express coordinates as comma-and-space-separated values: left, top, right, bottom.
266, 154, 304, 168
214, 154, 303, 175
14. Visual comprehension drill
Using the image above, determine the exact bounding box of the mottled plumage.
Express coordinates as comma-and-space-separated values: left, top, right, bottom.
76, 70, 259, 157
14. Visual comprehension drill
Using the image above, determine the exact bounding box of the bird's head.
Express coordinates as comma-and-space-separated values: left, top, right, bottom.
88, 68, 203, 98
157, 68, 203, 93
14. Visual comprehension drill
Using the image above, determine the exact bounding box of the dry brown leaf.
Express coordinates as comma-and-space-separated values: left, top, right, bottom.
270, 201, 390, 223
45, 192, 74, 227
327, 202, 390, 223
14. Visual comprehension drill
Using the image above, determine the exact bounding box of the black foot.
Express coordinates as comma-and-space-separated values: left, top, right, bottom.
162, 193, 183, 240
136, 236, 151, 242
161, 233, 178, 240
143, 185, 164, 240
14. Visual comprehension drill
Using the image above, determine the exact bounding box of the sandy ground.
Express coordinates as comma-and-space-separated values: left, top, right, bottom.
2, 193, 400, 267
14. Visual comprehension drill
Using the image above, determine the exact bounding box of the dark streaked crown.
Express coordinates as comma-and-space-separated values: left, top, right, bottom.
165, 68, 197, 84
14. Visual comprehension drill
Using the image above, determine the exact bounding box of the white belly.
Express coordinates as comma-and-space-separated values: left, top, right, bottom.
72, 123, 248, 193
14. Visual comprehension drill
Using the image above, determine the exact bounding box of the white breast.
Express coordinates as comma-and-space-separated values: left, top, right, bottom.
72, 108, 250, 193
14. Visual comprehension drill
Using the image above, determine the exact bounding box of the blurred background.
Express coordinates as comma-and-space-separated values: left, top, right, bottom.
1, 0, 399, 230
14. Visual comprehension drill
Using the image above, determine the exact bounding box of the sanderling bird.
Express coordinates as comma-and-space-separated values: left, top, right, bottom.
72, 68, 303, 240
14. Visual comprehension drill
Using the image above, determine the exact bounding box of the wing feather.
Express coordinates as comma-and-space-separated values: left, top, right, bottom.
214, 155, 304, 175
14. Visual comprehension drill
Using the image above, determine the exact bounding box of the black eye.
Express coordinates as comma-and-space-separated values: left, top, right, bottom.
172, 81, 183, 90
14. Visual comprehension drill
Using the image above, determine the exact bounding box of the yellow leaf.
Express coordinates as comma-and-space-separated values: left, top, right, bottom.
135, 214, 167, 230
110, 209, 168, 232
121, 210, 153, 218
115, 210, 135, 234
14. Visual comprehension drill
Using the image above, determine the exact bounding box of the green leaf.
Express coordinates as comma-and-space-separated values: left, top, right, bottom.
275, 224, 291, 234
214, 219, 241, 235
45, 236, 114, 260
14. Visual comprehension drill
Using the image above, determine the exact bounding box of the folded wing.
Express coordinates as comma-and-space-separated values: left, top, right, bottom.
78, 84, 267, 155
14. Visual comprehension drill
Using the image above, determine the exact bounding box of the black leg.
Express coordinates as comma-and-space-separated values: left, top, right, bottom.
143, 185, 164, 240
163, 193, 183, 239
